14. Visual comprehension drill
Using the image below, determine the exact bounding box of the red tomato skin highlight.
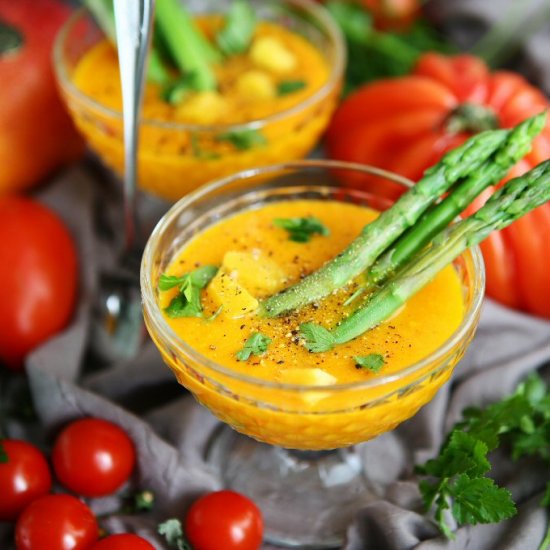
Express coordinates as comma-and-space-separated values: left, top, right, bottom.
15, 494, 98, 550
185, 490, 264, 550
0, 440, 52, 521
52, 418, 136, 498
0, 197, 78, 370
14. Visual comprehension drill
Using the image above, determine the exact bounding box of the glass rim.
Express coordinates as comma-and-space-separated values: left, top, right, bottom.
52, 0, 346, 133
141, 159, 486, 392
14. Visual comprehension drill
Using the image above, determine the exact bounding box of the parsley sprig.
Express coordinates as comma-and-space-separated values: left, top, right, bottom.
354, 354, 385, 373
158, 519, 193, 550
273, 217, 330, 243
236, 332, 272, 361
160, 265, 218, 319
417, 373, 550, 539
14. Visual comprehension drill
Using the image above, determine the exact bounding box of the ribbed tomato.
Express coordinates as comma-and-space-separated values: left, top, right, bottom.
326, 52, 550, 318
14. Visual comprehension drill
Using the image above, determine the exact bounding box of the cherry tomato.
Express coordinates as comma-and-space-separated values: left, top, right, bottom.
185, 490, 263, 550
0, 197, 78, 370
52, 418, 136, 498
90, 534, 155, 550
0, 439, 52, 521
15, 494, 98, 550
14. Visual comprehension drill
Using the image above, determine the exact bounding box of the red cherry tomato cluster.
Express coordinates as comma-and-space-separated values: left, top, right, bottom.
1, 420, 263, 549
0, 417, 145, 550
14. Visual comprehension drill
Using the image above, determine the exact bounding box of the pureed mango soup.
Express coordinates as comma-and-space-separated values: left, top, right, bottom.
64, 6, 342, 201
143, 182, 481, 450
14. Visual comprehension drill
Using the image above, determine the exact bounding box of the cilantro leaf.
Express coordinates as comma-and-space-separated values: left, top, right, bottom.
416, 373, 550, 539
161, 266, 218, 319
300, 323, 335, 353
277, 80, 306, 96
216, 0, 256, 56
188, 265, 219, 288
217, 129, 267, 150
236, 332, 272, 361
417, 431, 491, 479
158, 518, 192, 550
450, 474, 516, 526
273, 217, 330, 243
354, 353, 385, 373
0, 439, 7, 464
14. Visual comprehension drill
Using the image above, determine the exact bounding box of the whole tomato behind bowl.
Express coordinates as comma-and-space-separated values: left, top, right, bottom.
326, 52, 550, 318
0, 197, 78, 370
0, 0, 85, 195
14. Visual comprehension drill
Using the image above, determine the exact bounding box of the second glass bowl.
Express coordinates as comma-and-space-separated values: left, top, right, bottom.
53, 0, 345, 202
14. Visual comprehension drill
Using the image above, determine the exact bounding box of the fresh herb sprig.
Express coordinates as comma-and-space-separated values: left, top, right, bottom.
417, 373, 550, 539
158, 519, 193, 550
273, 217, 330, 243
354, 354, 385, 373
216, 0, 257, 56
160, 265, 218, 319
217, 129, 267, 151
325, 1, 454, 95
236, 333, 272, 361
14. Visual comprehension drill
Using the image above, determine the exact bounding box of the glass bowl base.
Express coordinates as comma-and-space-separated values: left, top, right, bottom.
206, 426, 377, 549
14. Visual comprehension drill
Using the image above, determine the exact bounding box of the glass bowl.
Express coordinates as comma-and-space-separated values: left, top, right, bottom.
141, 160, 485, 547
141, 160, 485, 450
53, 0, 345, 202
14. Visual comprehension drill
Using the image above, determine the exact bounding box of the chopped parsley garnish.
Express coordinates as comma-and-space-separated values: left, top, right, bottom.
354, 353, 385, 373
416, 373, 550, 539
236, 332, 272, 361
277, 80, 306, 96
216, 0, 256, 56
160, 265, 218, 319
217, 129, 267, 150
158, 518, 193, 550
273, 217, 330, 243
299, 323, 335, 353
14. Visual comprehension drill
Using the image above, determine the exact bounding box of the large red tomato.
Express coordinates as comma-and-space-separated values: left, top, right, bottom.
0, 0, 84, 194
52, 418, 136, 498
0, 440, 52, 521
15, 494, 98, 550
326, 52, 550, 318
0, 197, 78, 370
90, 534, 155, 550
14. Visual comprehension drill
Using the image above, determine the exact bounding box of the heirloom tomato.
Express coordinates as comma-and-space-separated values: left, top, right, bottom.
326, 52, 550, 318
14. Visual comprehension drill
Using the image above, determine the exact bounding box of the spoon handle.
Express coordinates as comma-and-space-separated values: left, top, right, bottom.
113, 0, 155, 251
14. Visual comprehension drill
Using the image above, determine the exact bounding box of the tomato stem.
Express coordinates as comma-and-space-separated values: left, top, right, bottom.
0, 20, 23, 57
446, 103, 499, 135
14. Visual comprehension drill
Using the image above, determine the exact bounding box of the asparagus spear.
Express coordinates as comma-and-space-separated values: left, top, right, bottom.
155, 0, 220, 91
261, 126, 512, 317
85, 0, 171, 86
368, 112, 546, 285
301, 160, 550, 351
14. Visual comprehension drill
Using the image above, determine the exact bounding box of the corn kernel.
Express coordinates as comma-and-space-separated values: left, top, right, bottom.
235, 70, 276, 100
250, 37, 297, 74
175, 91, 228, 124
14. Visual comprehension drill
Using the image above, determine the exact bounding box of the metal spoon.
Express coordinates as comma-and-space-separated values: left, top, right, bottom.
92, 0, 155, 362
